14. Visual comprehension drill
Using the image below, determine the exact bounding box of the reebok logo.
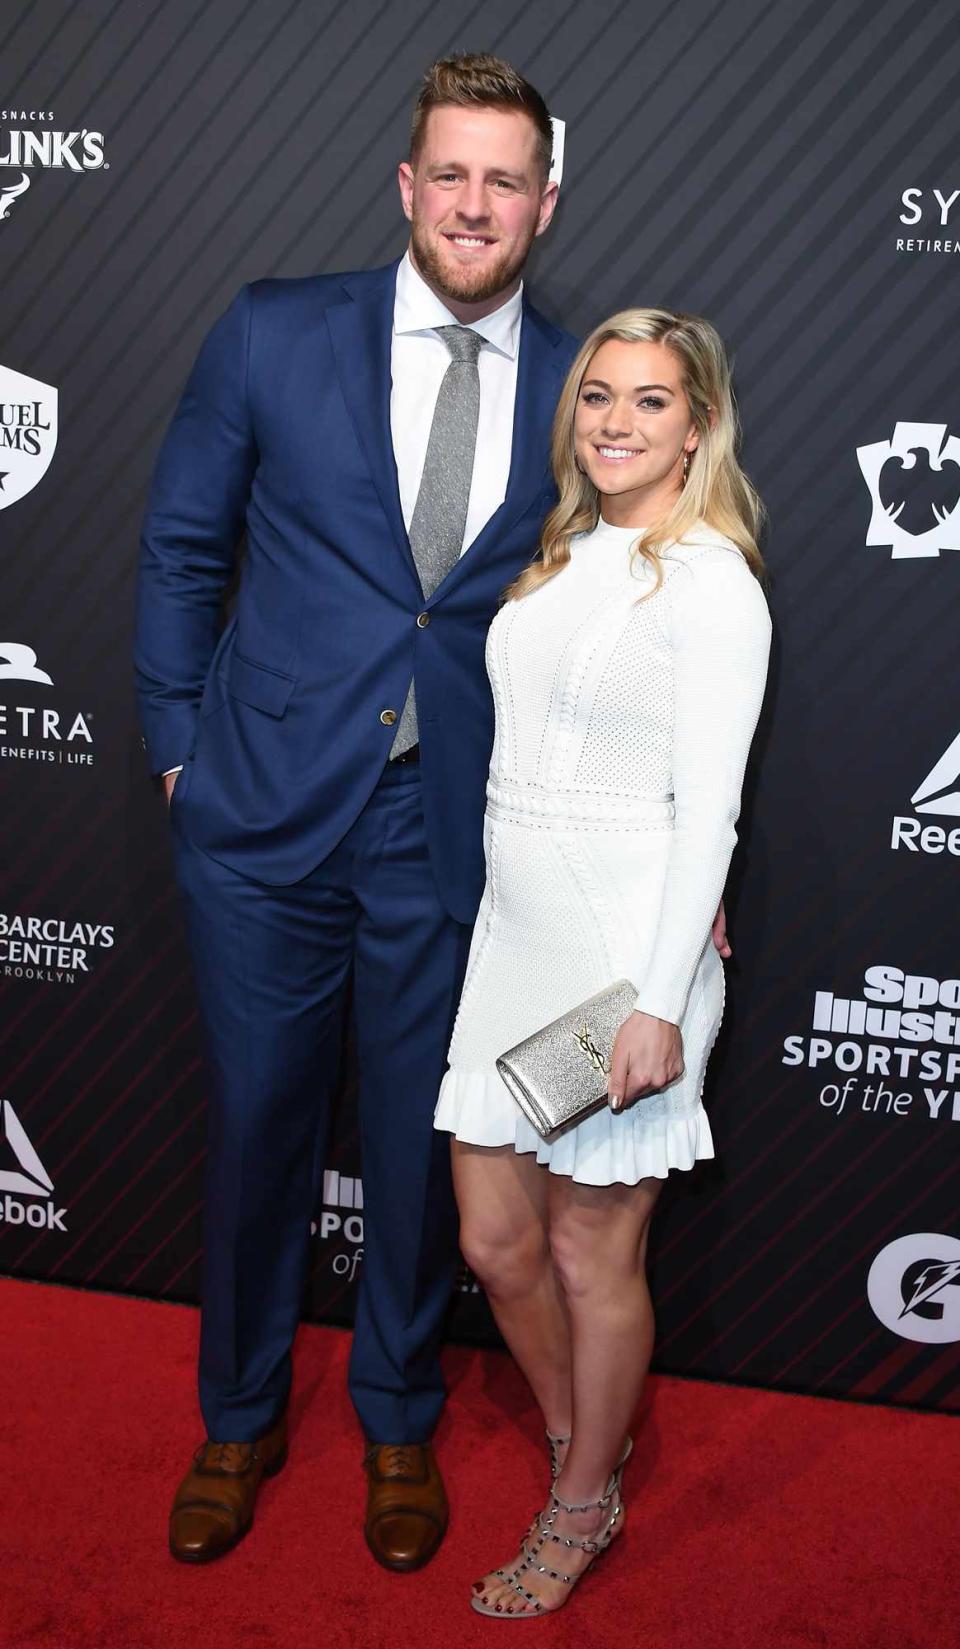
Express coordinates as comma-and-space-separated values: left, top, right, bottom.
892, 731, 960, 855
0, 1098, 67, 1230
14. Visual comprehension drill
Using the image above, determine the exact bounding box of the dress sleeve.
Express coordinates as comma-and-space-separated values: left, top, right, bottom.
632, 547, 771, 1027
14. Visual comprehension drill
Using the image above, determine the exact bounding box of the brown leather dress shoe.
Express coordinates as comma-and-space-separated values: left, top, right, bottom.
169, 1411, 288, 1564
363, 1442, 448, 1572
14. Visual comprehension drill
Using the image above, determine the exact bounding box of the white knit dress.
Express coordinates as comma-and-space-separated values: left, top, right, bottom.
434, 517, 772, 1185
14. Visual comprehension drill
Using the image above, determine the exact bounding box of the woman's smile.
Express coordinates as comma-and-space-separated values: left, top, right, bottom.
594, 444, 646, 463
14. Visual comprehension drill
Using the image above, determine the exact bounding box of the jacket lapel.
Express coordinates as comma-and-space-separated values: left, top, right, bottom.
326, 268, 571, 599
430, 297, 571, 601
325, 260, 422, 590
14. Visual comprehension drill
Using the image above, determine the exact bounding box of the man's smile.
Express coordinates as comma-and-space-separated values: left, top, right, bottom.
442, 231, 497, 250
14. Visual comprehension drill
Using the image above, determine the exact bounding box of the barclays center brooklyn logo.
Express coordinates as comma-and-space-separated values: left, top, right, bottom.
0, 107, 108, 223
857, 423, 960, 560
868, 1233, 960, 1344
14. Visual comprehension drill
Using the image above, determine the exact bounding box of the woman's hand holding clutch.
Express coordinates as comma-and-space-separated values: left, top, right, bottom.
607, 1012, 684, 1112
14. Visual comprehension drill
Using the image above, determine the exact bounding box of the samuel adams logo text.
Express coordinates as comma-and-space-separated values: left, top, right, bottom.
0, 367, 58, 508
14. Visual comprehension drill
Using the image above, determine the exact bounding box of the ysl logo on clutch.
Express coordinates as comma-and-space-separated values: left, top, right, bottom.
572, 1023, 611, 1075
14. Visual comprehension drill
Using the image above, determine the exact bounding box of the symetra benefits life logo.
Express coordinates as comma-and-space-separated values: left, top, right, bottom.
0, 643, 94, 768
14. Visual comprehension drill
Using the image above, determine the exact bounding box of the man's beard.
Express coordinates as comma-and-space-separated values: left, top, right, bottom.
411, 220, 534, 306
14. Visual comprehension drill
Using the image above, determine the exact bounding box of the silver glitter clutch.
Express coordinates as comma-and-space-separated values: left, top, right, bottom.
496, 980, 638, 1143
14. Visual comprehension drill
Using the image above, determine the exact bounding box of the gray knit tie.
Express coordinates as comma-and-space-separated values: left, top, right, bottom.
390, 324, 483, 758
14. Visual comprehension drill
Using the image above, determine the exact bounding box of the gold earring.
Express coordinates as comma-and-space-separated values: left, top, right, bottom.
682, 450, 691, 485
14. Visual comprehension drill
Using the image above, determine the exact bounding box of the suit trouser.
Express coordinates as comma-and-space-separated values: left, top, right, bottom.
169, 759, 473, 1443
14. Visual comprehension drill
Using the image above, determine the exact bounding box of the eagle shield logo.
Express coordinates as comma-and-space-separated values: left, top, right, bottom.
857, 421, 960, 559
0, 363, 58, 509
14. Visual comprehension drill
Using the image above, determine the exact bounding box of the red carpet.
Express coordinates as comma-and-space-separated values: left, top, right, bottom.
1, 1277, 957, 1649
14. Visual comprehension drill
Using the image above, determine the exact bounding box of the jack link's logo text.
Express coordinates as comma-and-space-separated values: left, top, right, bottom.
857, 422, 960, 559
0, 109, 107, 222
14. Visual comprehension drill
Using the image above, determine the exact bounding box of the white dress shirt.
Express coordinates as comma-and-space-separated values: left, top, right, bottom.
166, 254, 522, 776
391, 249, 523, 555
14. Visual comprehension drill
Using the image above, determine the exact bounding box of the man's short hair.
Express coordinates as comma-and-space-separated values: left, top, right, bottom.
410, 52, 553, 181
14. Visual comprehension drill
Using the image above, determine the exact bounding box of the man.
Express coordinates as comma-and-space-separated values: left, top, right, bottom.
135, 53, 576, 1572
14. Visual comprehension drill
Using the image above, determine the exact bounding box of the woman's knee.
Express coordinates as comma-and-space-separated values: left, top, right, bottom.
459, 1215, 550, 1297
548, 1201, 653, 1301
548, 1217, 605, 1300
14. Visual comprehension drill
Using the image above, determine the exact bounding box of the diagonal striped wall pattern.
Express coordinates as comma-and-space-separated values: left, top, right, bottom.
1, 0, 958, 1411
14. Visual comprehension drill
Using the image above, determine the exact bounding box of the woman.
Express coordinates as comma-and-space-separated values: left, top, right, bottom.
434, 308, 772, 1618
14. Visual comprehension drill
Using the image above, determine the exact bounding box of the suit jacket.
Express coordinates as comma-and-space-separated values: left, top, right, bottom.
134, 259, 579, 921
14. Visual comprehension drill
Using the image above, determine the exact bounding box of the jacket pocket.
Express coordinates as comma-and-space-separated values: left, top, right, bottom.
225, 650, 296, 718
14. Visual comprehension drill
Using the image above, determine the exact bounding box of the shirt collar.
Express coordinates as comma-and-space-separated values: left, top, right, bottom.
394, 248, 523, 360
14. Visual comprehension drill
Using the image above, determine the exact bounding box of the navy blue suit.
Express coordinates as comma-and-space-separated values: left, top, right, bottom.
136, 259, 578, 1442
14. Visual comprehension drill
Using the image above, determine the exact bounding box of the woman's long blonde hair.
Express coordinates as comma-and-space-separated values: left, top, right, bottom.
507, 308, 765, 601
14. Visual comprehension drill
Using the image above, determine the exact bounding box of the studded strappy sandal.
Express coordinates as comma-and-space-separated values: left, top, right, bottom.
470, 1475, 624, 1619
546, 1430, 632, 1484
545, 1429, 570, 1481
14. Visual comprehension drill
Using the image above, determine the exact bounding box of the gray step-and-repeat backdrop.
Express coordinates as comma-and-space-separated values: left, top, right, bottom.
2, 0, 958, 1411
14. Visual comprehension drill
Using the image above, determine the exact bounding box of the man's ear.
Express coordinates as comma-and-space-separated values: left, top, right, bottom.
398, 160, 414, 223
535, 179, 559, 237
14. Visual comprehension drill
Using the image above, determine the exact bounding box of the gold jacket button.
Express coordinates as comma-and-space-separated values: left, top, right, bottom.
416, 612, 430, 628
379, 708, 397, 726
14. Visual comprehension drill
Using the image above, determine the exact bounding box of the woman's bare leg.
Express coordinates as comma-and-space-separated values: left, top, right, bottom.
452, 1141, 572, 1440
475, 1171, 662, 1616
549, 1174, 661, 1502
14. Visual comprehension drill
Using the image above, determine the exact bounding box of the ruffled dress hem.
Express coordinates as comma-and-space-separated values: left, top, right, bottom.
435, 1067, 714, 1187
